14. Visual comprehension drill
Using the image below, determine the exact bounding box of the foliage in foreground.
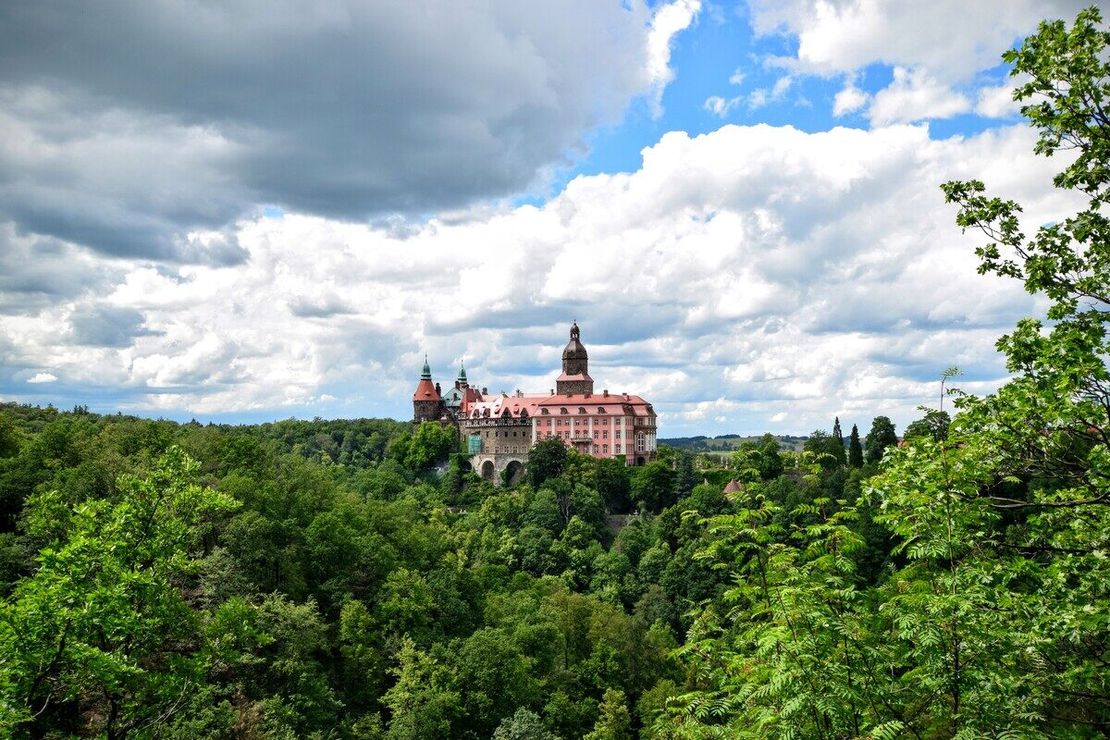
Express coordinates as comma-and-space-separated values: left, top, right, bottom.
1, 7, 1109, 739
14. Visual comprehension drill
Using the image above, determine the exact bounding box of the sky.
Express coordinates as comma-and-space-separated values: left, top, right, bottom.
0, 0, 1099, 437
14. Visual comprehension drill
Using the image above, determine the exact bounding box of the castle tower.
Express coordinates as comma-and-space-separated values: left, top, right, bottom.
456, 363, 468, 389
556, 322, 594, 395
412, 356, 444, 422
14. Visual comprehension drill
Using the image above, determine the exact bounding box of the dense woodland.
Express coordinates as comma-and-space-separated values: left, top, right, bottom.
2, 8, 1110, 739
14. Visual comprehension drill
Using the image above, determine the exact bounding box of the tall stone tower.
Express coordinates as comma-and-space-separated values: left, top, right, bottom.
556, 322, 594, 395
412, 356, 444, 422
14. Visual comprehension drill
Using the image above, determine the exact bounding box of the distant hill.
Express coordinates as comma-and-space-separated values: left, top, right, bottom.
660, 434, 808, 453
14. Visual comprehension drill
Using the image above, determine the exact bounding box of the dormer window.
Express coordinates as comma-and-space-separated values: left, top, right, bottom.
560, 407, 568, 415
541, 408, 549, 415
597, 407, 606, 414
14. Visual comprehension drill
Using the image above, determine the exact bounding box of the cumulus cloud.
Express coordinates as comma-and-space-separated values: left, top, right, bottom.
869, 67, 972, 125
746, 0, 1087, 123
749, 0, 1084, 81
0, 0, 693, 265
833, 81, 869, 116
0, 121, 1078, 434
976, 82, 1022, 118
26, 373, 57, 384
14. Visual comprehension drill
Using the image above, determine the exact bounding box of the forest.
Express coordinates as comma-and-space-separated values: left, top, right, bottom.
2, 8, 1110, 739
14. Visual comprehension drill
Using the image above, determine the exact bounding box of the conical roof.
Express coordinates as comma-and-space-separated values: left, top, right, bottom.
413, 356, 440, 401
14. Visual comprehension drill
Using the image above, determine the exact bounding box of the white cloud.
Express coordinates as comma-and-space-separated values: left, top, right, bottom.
646, 0, 703, 116
869, 67, 971, 125
746, 0, 1087, 123
976, 82, 1022, 118
27, 372, 57, 384
704, 95, 741, 117
833, 82, 869, 116
749, 0, 1083, 81
748, 75, 793, 110
0, 121, 1078, 435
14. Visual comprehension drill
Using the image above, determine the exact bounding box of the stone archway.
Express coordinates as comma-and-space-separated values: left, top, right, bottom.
480, 460, 496, 481
470, 453, 528, 486
504, 459, 524, 486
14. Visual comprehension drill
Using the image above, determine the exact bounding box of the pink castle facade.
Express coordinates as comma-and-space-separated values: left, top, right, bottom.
413, 323, 658, 478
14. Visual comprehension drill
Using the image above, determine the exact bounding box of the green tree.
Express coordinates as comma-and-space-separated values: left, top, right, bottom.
492, 708, 558, 740
848, 423, 864, 468
831, 416, 847, 465
383, 639, 459, 739
863, 416, 897, 464
872, 6, 1110, 733
630, 461, 676, 514
0, 448, 238, 737
903, 409, 951, 442
594, 456, 633, 513
802, 429, 839, 471
404, 421, 457, 473
584, 688, 632, 740
527, 437, 569, 488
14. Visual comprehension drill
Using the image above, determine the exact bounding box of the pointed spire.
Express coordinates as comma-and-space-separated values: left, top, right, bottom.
421, 354, 431, 380
457, 362, 467, 382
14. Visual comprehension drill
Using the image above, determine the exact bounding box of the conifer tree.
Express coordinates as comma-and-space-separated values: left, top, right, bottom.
848, 423, 864, 468
831, 416, 847, 465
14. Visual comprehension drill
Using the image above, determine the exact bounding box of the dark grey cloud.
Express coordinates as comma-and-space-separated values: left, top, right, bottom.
0, 1, 656, 264
0, 225, 123, 313
68, 305, 160, 348
288, 296, 354, 319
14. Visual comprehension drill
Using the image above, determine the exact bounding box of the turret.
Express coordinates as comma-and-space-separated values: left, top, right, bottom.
556, 322, 594, 395
412, 355, 444, 422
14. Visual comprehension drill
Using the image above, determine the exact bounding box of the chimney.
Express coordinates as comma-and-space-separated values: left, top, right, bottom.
550, 389, 554, 395
603, 389, 609, 397
482, 387, 488, 395
435, 382, 441, 394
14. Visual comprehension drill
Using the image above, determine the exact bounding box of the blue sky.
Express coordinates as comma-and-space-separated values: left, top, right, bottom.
0, 0, 1096, 436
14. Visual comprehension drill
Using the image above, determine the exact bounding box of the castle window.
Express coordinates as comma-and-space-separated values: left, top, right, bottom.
593, 431, 599, 439
597, 407, 606, 414
603, 444, 608, 453
602, 431, 608, 440
560, 407, 567, 414
593, 445, 599, 454
578, 407, 586, 414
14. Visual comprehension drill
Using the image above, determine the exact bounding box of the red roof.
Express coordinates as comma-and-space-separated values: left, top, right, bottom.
556, 372, 594, 382
462, 391, 654, 419
412, 378, 441, 401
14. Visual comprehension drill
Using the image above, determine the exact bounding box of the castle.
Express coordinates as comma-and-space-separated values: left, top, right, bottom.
413, 323, 658, 481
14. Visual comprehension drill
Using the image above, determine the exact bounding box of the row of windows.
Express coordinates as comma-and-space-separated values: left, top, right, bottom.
484, 429, 528, 438
544, 418, 624, 428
